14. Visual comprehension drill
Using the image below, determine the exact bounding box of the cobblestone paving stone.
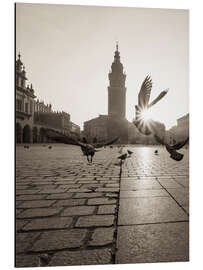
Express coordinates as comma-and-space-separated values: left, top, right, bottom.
15, 144, 189, 267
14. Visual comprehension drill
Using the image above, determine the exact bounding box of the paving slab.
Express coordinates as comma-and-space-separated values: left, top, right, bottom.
17, 207, 62, 218
30, 229, 87, 251
167, 188, 189, 207
89, 227, 115, 246
121, 179, 162, 190
16, 232, 40, 253
118, 197, 188, 225
16, 254, 39, 267
76, 215, 114, 227
116, 222, 189, 263
49, 248, 112, 266
120, 189, 169, 198
23, 217, 73, 231
61, 206, 95, 216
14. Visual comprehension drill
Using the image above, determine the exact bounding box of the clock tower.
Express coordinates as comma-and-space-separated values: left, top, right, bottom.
108, 43, 126, 118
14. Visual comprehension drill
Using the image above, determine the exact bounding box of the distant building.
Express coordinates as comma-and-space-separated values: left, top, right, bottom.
84, 115, 108, 142
34, 99, 52, 113
166, 113, 189, 144
69, 121, 81, 139
16, 53, 80, 143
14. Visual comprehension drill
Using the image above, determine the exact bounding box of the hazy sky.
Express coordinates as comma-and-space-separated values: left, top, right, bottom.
16, 3, 189, 129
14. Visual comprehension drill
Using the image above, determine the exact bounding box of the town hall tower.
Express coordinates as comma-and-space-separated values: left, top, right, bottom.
108, 43, 126, 118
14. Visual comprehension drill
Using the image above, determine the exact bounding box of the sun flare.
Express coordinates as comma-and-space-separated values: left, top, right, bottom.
140, 109, 152, 121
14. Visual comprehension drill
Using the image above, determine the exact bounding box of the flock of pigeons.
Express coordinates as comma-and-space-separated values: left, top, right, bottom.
24, 76, 189, 164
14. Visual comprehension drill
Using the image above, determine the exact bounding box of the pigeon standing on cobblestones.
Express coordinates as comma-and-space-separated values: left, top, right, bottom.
44, 129, 118, 163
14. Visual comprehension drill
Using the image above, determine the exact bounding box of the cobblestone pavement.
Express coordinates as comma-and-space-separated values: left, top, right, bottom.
15, 144, 189, 267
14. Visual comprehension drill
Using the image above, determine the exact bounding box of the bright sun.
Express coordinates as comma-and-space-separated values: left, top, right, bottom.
140, 109, 152, 121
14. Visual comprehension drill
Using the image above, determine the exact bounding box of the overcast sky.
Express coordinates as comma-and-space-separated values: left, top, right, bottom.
16, 3, 189, 129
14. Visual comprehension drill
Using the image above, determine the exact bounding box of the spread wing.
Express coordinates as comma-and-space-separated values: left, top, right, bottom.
44, 129, 81, 146
154, 133, 185, 161
138, 76, 152, 109
93, 137, 119, 149
148, 89, 169, 108
172, 137, 189, 150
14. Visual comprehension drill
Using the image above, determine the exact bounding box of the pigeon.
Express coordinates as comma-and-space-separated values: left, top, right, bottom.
24, 145, 29, 149
48, 146, 52, 149
154, 150, 158, 155
44, 129, 119, 163
134, 75, 169, 135
127, 149, 133, 156
154, 134, 189, 161
118, 153, 128, 161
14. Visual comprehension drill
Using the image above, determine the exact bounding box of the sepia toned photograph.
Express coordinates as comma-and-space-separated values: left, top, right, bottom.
15, 2, 189, 267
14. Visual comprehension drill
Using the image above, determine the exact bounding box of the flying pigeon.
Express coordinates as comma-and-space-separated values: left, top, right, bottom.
127, 149, 133, 156
44, 129, 119, 163
134, 76, 169, 135
154, 134, 189, 161
118, 153, 128, 161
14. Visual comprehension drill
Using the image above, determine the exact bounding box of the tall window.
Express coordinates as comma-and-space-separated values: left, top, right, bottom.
25, 103, 28, 113
18, 77, 21, 87
16, 99, 22, 111
30, 101, 33, 114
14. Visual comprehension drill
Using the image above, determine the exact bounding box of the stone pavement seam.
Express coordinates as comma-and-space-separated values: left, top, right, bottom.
155, 177, 189, 216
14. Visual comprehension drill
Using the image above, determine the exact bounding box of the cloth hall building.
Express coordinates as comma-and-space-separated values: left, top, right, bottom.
16, 53, 80, 143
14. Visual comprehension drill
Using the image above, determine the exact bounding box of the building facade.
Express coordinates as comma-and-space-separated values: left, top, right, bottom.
166, 113, 189, 144
16, 53, 36, 143
16, 53, 80, 143
84, 115, 109, 142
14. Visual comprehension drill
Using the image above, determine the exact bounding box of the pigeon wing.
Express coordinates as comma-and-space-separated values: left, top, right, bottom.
154, 134, 174, 155
138, 76, 152, 108
44, 129, 81, 146
93, 137, 119, 149
148, 89, 169, 109
169, 150, 184, 161
172, 137, 189, 150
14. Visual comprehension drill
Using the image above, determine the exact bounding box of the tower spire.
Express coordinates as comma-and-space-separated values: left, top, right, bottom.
116, 41, 118, 52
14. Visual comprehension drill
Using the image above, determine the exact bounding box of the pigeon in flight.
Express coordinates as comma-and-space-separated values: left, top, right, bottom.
44, 129, 119, 163
134, 75, 169, 135
154, 134, 189, 161
117, 153, 128, 163
127, 149, 133, 156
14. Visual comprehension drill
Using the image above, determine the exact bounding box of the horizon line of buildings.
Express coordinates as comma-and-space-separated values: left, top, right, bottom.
16, 46, 189, 145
